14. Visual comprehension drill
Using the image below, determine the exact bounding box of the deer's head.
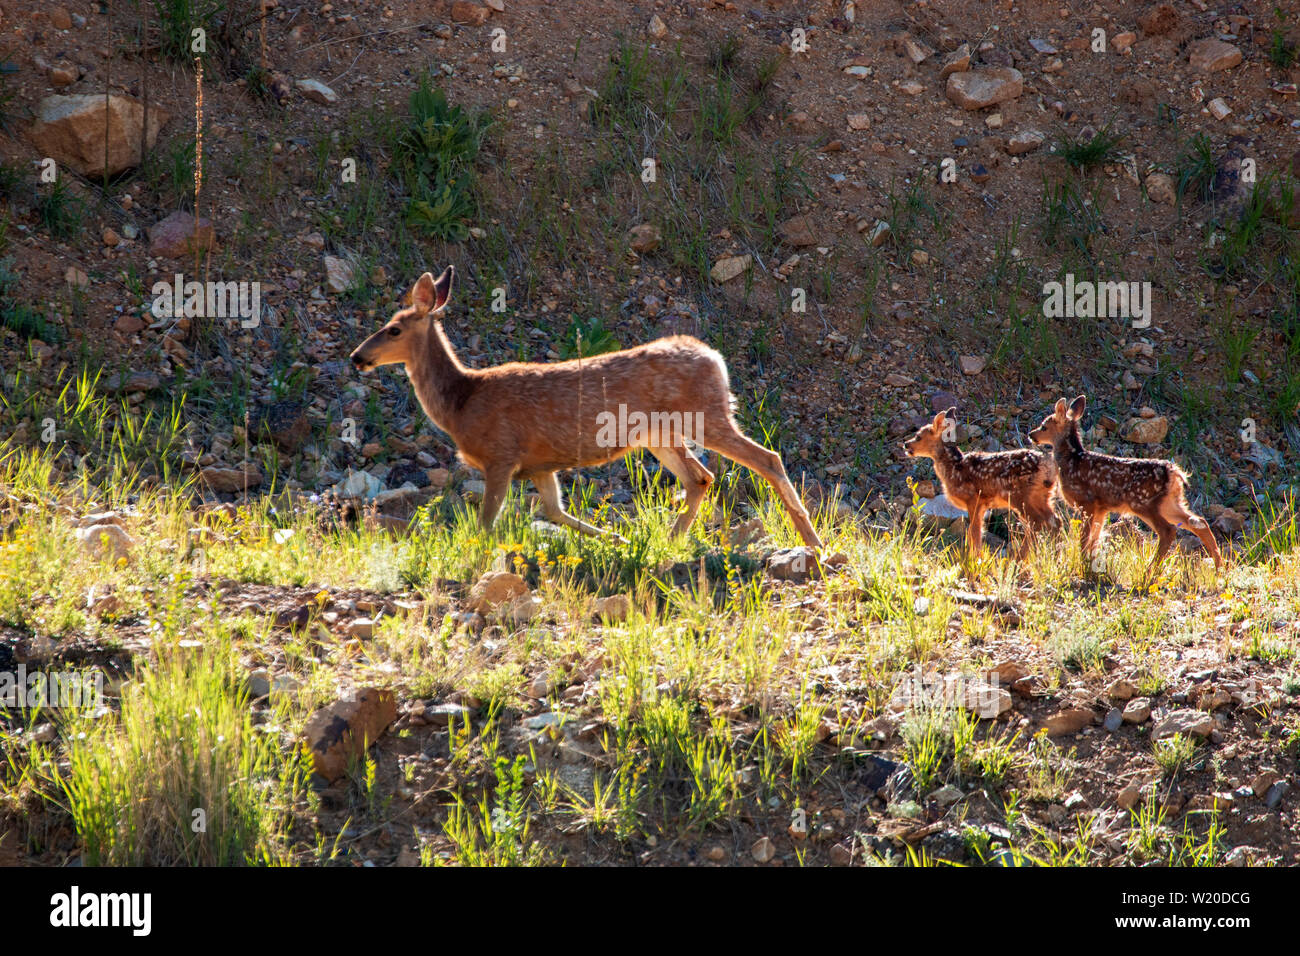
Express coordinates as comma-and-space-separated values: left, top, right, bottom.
903, 407, 957, 460
351, 266, 454, 373
1029, 395, 1086, 446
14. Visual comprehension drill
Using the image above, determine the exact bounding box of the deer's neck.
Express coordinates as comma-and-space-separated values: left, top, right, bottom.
406, 322, 476, 435
932, 442, 963, 480
1053, 426, 1087, 467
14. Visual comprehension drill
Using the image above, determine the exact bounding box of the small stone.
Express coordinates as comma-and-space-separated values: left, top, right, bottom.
324, 255, 355, 294
1138, 4, 1178, 36
76, 523, 135, 563
1124, 416, 1169, 444
303, 687, 397, 781
1123, 698, 1151, 724
707, 846, 726, 862
295, 79, 338, 105
1104, 707, 1123, 732
149, 211, 216, 258
1145, 172, 1176, 204
1206, 97, 1232, 121
766, 547, 820, 584
1117, 785, 1141, 811
468, 571, 529, 616
1007, 130, 1045, 155
1265, 781, 1289, 810
200, 464, 263, 493
709, 255, 752, 283
940, 43, 970, 78
348, 617, 375, 639
592, 593, 631, 623
102, 227, 120, 247
1252, 770, 1281, 799
945, 68, 1023, 111
1106, 679, 1136, 701
1187, 39, 1242, 73
778, 214, 818, 247
49, 7, 73, 29
647, 14, 667, 39
751, 836, 775, 863
959, 355, 985, 376
627, 223, 661, 253
1043, 708, 1094, 736
847, 113, 871, 131
884, 372, 913, 387
1153, 709, 1213, 739
450, 2, 491, 26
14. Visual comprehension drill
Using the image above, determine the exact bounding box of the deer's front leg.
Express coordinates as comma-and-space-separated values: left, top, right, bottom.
479, 467, 514, 532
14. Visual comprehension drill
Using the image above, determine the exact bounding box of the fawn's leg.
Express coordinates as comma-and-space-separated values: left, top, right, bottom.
479, 466, 514, 532
966, 499, 986, 557
699, 422, 823, 550
646, 445, 714, 537
530, 470, 626, 541
1080, 508, 1105, 571
1144, 514, 1177, 581
1161, 497, 1225, 572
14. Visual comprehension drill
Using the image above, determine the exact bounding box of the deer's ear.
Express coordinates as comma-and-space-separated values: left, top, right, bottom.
410, 272, 438, 314
932, 410, 946, 429
945, 406, 957, 422
431, 264, 455, 314
1053, 398, 1068, 416
1068, 395, 1087, 420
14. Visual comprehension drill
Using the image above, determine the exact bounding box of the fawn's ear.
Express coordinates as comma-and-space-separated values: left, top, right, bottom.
1053, 398, 1068, 417
411, 266, 455, 315
931, 410, 946, 429
1068, 395, 1087, 420
945, 406, 957, 422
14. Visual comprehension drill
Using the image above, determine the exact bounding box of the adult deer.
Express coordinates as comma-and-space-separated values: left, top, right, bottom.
350, 266, 822, 549
1029, 395, 1224, 578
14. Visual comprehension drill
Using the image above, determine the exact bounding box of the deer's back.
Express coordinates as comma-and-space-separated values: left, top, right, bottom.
450, 335, 732, 471
1060, 448, 1178, 512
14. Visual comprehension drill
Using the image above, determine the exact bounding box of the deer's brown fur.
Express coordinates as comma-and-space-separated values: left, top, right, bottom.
350, 267, 822, 548
1028, 395, 1223, 577
903, 408, 1060, 559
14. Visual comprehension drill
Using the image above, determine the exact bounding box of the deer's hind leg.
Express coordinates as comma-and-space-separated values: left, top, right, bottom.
1159, 494, 1224, 573
698, 421, 823, 550
646, 445, 714, 537
528, 470, 627, 542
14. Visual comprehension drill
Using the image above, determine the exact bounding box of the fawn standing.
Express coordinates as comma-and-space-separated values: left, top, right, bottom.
903, 407, 1060, 559
350, 266, 823, 548
1029, 396, 1223, 577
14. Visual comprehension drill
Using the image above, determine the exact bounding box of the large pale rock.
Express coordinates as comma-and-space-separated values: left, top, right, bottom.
76, 523, 135, 563
945, 68, 1023, 110
304, 687, 397, 781
29, 94, 169, 178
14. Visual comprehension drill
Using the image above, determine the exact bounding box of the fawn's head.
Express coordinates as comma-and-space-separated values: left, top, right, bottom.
351, 266, 454, 372
1029, 395, 1086, 447
903, 407, 957, 460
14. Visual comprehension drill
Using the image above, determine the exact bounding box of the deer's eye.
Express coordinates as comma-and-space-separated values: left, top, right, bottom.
387, 327, 401, 337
